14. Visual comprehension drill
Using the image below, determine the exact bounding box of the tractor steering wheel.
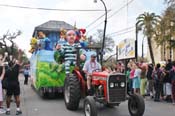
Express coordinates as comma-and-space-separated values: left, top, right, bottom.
92, 69, 101, 72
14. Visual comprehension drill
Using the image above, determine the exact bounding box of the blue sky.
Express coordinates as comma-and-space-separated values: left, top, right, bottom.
0, 0, 167, 57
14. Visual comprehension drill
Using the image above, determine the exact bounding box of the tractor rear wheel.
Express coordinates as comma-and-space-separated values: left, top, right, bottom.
84, 96, 97, 116
64, 74, 81, 111
128, 94, 145, 116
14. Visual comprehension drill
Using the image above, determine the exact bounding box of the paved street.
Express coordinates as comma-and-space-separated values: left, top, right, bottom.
2, 75, 175, 116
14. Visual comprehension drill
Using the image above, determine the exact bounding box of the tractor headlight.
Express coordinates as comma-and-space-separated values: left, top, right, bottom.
120, 82, 125, 87
110, 83, 114, 88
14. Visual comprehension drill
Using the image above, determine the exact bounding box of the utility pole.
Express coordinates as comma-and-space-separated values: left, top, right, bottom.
94, 0, 108, 65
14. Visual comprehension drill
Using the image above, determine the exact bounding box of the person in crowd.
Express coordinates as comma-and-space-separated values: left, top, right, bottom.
102, 66, 112, 73
152, 63, 163, 102
163, 59, 172, 102
117, 62, 125, 73
160, 65, 166, 100
0, 55, 6, 114
38, 31, 52, 51
133, 63, 141, 94
147, 64, 154, 98
23, 66, 30, 85
5, 50, 23, 115
169, 61, 175, 105
83, 54, 101, 95
127, 61, 135, 94
140, 65, 147, 97
126, 67, 131, 93
56, 30, 85, 75
0, 52, 8, 89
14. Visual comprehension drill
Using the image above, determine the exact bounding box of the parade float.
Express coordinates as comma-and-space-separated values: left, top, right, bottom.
30, 20, 90, 97
30, 21, 74, 97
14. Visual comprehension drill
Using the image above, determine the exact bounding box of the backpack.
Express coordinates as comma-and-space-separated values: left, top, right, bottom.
152, 69, 161, 81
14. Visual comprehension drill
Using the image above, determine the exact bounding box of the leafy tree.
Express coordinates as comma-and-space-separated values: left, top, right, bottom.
92, 29, 115, 53
136, 12, 161, 65
155, 6, 175, 48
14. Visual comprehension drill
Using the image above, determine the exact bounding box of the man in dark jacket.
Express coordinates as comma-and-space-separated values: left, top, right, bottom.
164, 59, 172, 102
147, 64, 154, 98
169, 61, 175, 105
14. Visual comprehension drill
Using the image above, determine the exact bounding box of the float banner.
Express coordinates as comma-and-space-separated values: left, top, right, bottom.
117, 39, 135, 60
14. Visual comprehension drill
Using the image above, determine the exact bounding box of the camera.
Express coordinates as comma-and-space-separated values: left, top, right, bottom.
1, 62, 8, 66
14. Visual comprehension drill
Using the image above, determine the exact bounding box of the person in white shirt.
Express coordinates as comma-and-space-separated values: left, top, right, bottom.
83, 54, 101, 95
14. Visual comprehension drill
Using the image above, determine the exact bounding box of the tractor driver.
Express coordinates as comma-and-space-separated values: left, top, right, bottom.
83, 54, 101, 95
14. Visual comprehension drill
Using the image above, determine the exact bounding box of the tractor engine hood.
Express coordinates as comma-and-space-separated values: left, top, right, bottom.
92, 71, 109, 78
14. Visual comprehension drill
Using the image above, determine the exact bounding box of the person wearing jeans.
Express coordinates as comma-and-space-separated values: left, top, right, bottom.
23, 67, 30, 85
152, 64, 162, 102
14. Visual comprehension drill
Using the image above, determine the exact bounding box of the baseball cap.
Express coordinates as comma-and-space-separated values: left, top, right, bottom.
91, 54, 97, 57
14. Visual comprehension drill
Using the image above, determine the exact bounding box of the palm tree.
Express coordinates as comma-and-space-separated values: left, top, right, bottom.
136, 12, 161, 65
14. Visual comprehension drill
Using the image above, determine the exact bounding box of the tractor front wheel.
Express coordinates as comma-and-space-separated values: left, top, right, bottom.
84, 96, 97, 116
128, 94, 145, 116
64, 74, 81, 111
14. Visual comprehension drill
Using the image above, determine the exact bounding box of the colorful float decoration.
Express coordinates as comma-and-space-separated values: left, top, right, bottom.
29, 21, 93, 96
28, 37, 38, 53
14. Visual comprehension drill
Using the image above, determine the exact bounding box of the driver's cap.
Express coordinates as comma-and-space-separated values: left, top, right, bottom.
91, 53, 97, 57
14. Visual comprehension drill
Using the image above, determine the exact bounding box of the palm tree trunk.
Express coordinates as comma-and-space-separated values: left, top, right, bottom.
147, 37, 155, 65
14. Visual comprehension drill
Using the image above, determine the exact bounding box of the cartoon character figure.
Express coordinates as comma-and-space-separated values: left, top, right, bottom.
74, 29, 81, 43
38, 31, 52, 51
79, 29, 88, 48
57, 28, 67, 46
60, 28, 67, 41
29, 37, 38, 53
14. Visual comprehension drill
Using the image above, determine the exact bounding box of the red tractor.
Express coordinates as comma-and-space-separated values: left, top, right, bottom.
63, 47, 145, 116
